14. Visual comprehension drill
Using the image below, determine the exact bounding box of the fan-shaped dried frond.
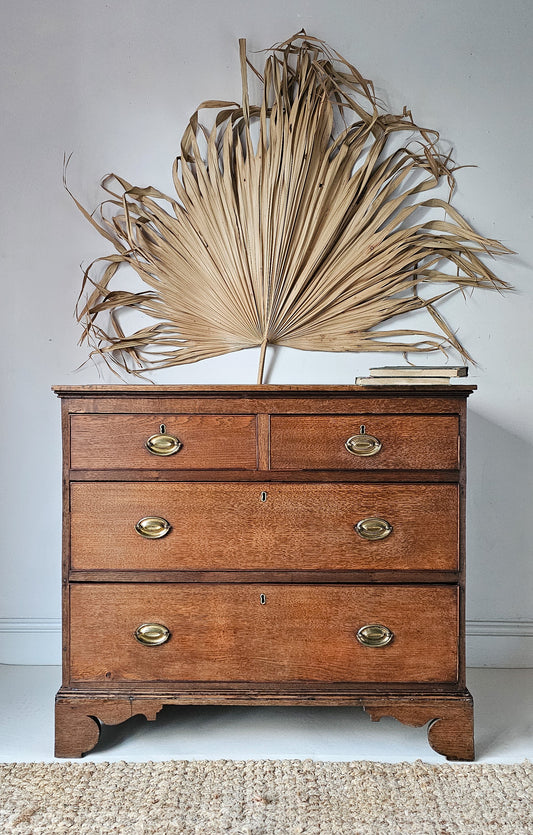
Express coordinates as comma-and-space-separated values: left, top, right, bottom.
71, 32, 512, 382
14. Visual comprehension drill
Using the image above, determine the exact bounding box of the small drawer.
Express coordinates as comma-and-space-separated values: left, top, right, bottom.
69, 583, 459, 683
70, 482, 459, 572
70, 414, 257, 470
270, 415, 459, 470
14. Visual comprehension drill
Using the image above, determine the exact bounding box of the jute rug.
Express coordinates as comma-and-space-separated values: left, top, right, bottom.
0, 760, 531, 834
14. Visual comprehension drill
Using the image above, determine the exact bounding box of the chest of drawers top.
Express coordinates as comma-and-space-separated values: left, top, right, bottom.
54, 384, 475, 478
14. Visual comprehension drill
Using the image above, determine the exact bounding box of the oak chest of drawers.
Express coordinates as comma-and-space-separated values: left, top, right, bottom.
53, 384, 475, 759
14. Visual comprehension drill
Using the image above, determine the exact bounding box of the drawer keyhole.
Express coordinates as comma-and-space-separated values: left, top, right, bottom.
260, 491, 268, 503
260, 593, 266, 605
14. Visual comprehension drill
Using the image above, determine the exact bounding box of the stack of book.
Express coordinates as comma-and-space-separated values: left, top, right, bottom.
355, 366, 468, 385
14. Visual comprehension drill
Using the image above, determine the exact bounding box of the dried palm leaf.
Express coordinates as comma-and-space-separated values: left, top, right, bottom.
70, 32, 512, 382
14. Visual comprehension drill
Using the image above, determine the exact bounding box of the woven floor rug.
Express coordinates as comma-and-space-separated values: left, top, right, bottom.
0, 760, 531, 834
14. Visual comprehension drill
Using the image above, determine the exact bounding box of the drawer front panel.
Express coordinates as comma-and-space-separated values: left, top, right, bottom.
270, 415, 459, 470
70, 414, 257, 470
69, 584, 459, 683
71, 482, 459, 572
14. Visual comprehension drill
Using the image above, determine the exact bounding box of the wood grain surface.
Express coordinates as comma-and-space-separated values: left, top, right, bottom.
70, 414, 257, 470
69, 583, 459, 684
270, 415, 459, 470
70, 482, 459, 572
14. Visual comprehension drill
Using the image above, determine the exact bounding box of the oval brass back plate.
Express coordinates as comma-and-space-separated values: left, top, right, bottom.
134, 623, 171, 646
355, 517, 393, 541
145, 432, 182, 456
345, 433, 382, 457
135, 516, 171, 539
356, 624, 394, 647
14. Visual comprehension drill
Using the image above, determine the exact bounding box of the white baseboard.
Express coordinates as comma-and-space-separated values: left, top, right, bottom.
465, 620, 533, 668
0, 618, 532, 667
0, 619, 62, 665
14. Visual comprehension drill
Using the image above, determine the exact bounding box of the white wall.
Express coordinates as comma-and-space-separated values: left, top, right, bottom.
1, 0, 531, 666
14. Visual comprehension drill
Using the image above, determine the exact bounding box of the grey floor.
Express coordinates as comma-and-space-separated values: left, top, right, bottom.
0, 666, 531, 763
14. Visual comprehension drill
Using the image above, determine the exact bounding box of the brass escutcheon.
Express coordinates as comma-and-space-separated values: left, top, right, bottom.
134, 623, 171, 646
355, 517, 393, 541
135, 516, 171, 539
356, 623, 394, 647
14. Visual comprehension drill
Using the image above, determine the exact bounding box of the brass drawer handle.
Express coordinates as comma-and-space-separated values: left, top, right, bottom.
134, 623, 171, 646
355, 517, 392, 541
345, 428, 382, 457
145, 424, 182, 456
356, 624, 394, 647
135, 516, 171, 539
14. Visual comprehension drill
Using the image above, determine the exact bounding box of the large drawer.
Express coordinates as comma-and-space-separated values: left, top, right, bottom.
70, 414, 257, 470
69, 583, 459, 683
70, 482, 459, 572
270, 415, 459, 470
